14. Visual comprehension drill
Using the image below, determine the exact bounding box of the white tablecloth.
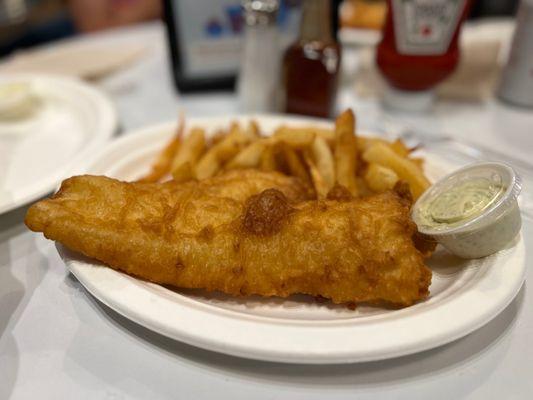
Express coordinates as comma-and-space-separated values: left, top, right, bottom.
1, 22, 532, 400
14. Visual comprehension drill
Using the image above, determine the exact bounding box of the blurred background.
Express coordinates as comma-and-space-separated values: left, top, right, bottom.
0, 0, 531, 151
0, 0, 162, 56
0, 0, 519, 57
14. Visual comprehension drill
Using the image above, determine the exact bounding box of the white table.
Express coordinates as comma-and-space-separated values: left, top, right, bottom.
1, 22, 533, 400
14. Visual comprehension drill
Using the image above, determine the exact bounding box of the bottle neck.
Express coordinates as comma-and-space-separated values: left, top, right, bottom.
299, 0, 334, 42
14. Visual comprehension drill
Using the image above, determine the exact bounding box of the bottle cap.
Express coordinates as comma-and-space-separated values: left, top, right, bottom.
382, 85, 434, 112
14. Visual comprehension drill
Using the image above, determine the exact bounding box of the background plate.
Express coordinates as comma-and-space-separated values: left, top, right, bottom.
60, 115, 525, 364
0, 74, 116, 215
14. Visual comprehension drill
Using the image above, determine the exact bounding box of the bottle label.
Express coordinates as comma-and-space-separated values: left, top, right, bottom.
392, 0, 466, 55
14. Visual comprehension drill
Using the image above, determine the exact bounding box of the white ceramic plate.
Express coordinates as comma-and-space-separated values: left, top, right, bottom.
60, 115, 525, 364
0, 74, 116, 215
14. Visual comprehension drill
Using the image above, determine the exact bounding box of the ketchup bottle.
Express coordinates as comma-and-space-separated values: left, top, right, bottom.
376, 0, 471, 111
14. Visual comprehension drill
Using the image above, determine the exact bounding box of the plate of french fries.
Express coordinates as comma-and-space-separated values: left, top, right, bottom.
137, 109, 431, 201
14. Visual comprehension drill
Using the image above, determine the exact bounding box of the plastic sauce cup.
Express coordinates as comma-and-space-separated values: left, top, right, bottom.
412, 162, 522, 259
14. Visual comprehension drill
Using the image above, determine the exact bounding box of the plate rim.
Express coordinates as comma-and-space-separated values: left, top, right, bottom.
59, 115, 526, 364
0, 73, 117, 215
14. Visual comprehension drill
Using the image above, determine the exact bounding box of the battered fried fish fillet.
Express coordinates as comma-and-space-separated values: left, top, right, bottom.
25, 171, 431, 306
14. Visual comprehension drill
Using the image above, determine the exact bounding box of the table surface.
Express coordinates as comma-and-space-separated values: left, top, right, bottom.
1, 22, 533, 400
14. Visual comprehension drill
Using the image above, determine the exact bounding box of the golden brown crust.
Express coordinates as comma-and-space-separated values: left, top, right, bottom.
393, 180, 413, 206
326, 184, 354, 202
25, 171, 431, 307
413, 232, 438, 258
242, 189, 294, 236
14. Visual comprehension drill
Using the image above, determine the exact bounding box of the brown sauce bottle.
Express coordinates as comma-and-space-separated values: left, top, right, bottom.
282, 0, 341, 118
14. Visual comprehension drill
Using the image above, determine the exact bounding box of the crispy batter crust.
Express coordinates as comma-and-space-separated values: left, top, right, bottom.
25, 170, 431, 306
242, 189, 294, 236
326, 184, 354, 202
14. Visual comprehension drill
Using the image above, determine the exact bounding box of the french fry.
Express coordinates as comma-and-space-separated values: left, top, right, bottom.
364, 163, 399, 193
226, 140, 266, 170
195, 129, 253, 179
312, 136, 335, 191
356, 137, 393, 153
229, 120, 260, 141
314, 128, 335, 143
390, 139, 410, 157
303, 149, 329, 199
280, 144, 311, 185
246, 120, 261, 138
358, 137, 412, 158
228, 121, 243, 137
411, 157, 424, 168
303, 137, 335, 198
195, 150, 221, 180
137, 118, 184, 183
172, 162, 194, 183
210, 129, 227, 146
217, 131, 252, 161
409, 157, 424, 170
273, 126, 316, 148
273, 126, 335, 146
362, 143, 430, 199
260, 144, 278, 172
334, 109, 358, 196
171, 127, 206, 182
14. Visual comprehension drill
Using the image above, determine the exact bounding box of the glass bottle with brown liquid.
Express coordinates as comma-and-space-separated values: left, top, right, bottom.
282, 0, 341, 118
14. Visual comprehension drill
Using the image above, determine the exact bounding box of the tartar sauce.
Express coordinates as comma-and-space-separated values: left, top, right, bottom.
416, 178, 505, 229
411, 162, 522, 259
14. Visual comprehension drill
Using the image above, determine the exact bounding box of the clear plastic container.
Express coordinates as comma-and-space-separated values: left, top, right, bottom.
412, 162, 522, 259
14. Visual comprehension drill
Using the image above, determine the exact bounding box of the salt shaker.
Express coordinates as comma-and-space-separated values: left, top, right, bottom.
497, 0, 533, 108
237, 0, 281, 113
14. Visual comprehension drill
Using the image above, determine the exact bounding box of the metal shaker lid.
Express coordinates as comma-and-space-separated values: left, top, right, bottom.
242, 0, 279, 26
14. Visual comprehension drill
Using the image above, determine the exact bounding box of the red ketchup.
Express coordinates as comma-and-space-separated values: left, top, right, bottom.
376, 0, 471, 111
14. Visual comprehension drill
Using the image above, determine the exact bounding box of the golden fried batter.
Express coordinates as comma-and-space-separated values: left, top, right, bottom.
25, 170, 431, 306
